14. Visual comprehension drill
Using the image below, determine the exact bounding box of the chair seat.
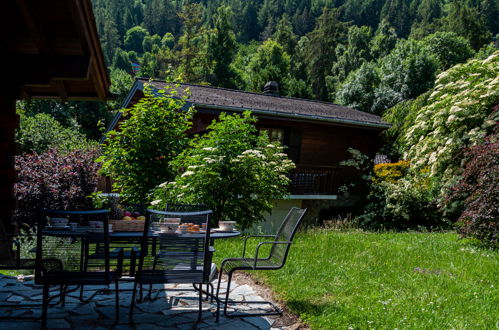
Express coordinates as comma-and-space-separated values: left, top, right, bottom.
88, 247, 140, 259
37, 271, 117, 285
222, 257, 282, 272
137, 262, 217, 284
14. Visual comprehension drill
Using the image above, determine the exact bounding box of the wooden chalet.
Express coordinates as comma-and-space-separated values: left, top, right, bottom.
105, 79, 390, 226
0, 0, 110, 235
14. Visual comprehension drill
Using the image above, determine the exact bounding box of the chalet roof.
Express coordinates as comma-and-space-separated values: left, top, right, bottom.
136, 79, 389, 129
6, 0, 110, 100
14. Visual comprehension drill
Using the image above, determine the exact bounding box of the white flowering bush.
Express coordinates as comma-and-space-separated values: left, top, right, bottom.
385, 51, 499, 191
152, 111, 295, 229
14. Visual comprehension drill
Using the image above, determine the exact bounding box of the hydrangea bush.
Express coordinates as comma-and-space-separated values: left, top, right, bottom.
152, 111, 295, 230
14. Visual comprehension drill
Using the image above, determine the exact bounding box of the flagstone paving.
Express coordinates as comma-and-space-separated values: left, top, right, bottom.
0, 274, 284, 329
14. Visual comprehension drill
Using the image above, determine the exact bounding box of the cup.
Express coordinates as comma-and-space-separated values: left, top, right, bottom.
69, 222, 78, 231
219, 221, 236, 231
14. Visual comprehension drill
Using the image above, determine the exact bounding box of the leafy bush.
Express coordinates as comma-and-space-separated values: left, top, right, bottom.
152, 111, 295, 230
99, 84, 193, 206
446, 111, 498, 248
421, 32, 475, 70
16, 112, 94, 154
373, 161, 410, 183
14, 149, 100, 227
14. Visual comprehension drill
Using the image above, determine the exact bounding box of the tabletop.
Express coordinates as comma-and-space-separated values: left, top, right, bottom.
43, 227, 241, 240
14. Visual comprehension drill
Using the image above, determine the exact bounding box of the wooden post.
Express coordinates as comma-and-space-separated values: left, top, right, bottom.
0, 96, 19, 236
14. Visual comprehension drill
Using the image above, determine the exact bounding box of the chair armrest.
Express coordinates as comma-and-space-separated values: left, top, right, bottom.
115, 247, 125, 278
242, 235, 276, 258
253, 241, 292, 269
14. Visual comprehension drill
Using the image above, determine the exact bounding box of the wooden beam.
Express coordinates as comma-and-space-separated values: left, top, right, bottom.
52, 80, 68, 101
4, 54, 90, 84
16, 0, 49, 54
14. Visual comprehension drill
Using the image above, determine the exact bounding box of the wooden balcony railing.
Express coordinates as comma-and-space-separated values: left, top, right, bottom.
288, 166, 339, 195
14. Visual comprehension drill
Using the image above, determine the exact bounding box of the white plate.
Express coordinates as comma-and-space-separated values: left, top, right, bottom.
213, 228, 236, 233
46, 225, 71, 230
87, 229, 113, 233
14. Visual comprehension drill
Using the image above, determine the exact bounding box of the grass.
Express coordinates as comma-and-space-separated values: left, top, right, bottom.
213, 230, 499, 329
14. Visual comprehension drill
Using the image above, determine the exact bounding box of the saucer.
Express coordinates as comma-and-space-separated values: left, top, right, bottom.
213, 228, 236, 233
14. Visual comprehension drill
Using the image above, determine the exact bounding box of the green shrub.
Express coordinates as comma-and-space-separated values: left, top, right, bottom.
98, 84, 193, 206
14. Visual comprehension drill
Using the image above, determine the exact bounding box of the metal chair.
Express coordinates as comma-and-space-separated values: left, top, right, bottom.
215, 207, 307, 317
130, 209, 219, 324
35, 209, 124, 327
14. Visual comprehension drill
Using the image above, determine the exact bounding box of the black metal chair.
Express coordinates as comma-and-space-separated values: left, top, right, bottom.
215, 207, 307, 317
35, 209, 124, 327
130, 209, 219, 324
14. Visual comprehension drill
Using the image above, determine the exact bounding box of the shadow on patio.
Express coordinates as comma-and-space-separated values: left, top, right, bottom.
0, 274, 278, 329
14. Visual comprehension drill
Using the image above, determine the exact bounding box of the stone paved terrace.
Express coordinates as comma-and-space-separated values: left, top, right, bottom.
0, 274, 285, 329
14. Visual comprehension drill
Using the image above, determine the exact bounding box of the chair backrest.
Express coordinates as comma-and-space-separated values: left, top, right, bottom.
138, 209, 213, 283
36, 209, 111, 279
269, 207, 307, 267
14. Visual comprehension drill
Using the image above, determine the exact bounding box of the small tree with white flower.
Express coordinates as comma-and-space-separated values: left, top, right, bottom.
152, 111, 295, 230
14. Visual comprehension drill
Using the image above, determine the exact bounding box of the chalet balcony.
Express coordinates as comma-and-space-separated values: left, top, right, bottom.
288, 166, 339, 195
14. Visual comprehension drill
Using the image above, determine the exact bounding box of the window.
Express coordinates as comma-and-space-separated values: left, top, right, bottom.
259, 127, 285, 144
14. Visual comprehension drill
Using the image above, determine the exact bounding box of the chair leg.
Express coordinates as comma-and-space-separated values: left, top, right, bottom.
197, 283, 202, 323
60, 285, 65, 306
223, 271, 234, 317
114, 281, 120, 325
42, 285, 49, 328
129, 281, 138, 325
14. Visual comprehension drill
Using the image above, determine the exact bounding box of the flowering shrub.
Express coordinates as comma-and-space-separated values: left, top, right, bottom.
152, 111, 295, 230
14, 148, 100, 227
98, 84, 193, 206
446, 113, 498, 248
388, 52, 499, 190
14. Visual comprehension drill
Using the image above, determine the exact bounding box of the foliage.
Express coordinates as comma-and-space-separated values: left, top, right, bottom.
445, 114, 499, 248
14, 148, 100, 227
421, 32, 475, 70
16, 112, 94, 154
98, 85, 193, 206
214, 231, 499, 329
247, 39, 291, 93
152, 111, 295, 230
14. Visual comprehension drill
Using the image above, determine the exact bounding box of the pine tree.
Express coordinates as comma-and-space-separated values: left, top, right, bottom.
480, 0, 499, 35
381, 0, 411, 38
273, 14, 298, 54
306, 7, 349, 100
208, 6, 237, 88
444, 1, 492, 50
370, 19, 398, 59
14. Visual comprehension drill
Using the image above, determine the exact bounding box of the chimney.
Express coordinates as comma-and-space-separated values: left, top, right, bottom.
263, 81, 279, 96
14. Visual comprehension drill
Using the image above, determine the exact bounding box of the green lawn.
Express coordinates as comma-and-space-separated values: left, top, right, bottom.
213, 230, 499, 329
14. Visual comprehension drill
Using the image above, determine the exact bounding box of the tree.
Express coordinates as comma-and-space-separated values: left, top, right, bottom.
480, 0, 499, 35
421, 32, 475, 70
144, 0, 177, 36
109, 68, 135, 108
99, 85, 194, 206
152, 111, 295, 229
16, 113, 93, 154
444, 1, 492, 50
111, 48, 132, 72
124, 26, 149, 53
177, 1, 207, 82
247, 39, 291, 93
380, 0, 411, 38
410, 0, 443, 39
273, 14, 298, 54
370, 19, 398, 60
328, 25, 373, 98
335, 62, 381, 113
208, 6, 237, 88
98, 11, 121, 64
142, 34, 162, 53
306, 7, 349, 100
